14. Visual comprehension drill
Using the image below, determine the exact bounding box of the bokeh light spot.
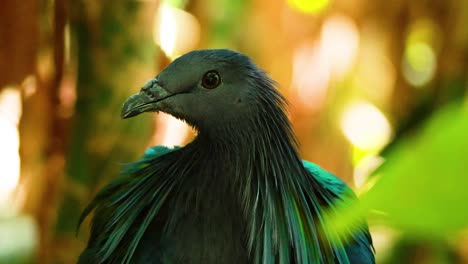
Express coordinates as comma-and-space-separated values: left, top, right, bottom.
152, 113, 190, 148
402, 42, 436, 87
153, 3, 200, 58
287, 0, 329, 14
292, 42, 330, 110
320, 14, 360, 78
340, 102, 392, 151
354, 28, 396, 105
0, 87, 22, 205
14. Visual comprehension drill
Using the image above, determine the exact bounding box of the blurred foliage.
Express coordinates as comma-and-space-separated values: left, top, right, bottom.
362, 102, 468, 235
331, 102, 468, 229
0, 216, 37, 264
382, 236, 459, 264
327, 102, 468, 262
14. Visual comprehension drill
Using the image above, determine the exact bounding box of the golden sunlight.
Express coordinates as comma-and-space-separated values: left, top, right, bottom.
0, 87, 22, 205
153, 3, 200, 58
340, 101, 392, 151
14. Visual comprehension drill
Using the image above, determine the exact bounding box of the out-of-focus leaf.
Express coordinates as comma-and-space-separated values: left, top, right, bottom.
360, 102, 468, 234
0, 215, 37, 264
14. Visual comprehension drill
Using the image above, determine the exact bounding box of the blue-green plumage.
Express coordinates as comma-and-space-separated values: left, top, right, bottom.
78, 49, 374, 264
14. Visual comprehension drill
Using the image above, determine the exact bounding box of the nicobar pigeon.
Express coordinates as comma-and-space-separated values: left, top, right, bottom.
78, 49, 375, 264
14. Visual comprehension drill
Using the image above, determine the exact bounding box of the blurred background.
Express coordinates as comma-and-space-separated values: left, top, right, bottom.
0, 0, 467, 263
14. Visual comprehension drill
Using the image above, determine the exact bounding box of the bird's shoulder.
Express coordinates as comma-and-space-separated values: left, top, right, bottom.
302, 160, 354, 199
302, 160, 375, 263
77, 145, 183, 263
143, 145, 181, 158
120, 145, 181, 174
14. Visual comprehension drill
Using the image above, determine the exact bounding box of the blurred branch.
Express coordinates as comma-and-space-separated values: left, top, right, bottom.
19, 0, 69, 263
0, 0, 38, 89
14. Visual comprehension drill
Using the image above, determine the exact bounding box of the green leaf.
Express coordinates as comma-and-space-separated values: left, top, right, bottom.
361, 102, 468, 235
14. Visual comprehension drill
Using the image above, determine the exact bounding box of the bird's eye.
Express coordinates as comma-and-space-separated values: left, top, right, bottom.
201, 71, 221, 89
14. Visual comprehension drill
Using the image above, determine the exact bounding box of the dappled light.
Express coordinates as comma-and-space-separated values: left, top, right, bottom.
340, 101, 392, 151
153, 2, 200, 58
151, 113, 192, 147
0, 88, 22, 206
287, 0, 329, 14
291, 42, 330, 110
320, 14, 360, 78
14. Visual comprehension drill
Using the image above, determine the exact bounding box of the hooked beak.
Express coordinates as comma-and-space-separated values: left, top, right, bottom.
121, 78, 173, 119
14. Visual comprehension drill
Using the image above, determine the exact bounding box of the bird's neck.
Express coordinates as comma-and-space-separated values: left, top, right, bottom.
190, 109, 307, 190
185, 109, 338, 262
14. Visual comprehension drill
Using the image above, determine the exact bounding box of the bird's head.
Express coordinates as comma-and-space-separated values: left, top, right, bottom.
121, 49, 284, 133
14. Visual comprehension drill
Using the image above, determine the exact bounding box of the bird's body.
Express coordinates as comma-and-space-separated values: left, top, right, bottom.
78, 49, 374, 264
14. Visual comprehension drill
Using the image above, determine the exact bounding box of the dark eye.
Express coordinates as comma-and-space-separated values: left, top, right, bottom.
201, 71, 221, 89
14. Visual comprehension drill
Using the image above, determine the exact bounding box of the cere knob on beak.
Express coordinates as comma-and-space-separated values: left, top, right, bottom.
121, 78, 172, 119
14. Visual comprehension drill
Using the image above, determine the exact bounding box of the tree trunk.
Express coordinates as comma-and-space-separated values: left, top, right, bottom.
52, 1, 158, 263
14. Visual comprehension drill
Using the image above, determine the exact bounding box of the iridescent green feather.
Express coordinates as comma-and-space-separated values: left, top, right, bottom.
78, 146, 180, 264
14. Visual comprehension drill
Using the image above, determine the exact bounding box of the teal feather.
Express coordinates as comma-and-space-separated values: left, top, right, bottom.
78, 146, 182, 263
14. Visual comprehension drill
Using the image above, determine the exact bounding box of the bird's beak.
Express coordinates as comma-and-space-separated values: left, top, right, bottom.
121, 78, 173, 119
